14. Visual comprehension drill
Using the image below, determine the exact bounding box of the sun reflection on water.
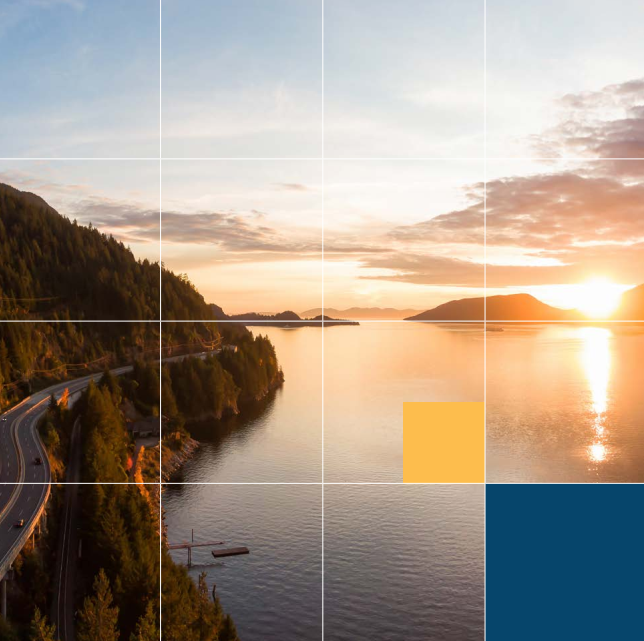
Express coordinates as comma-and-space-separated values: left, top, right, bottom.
578, 327, 612, 464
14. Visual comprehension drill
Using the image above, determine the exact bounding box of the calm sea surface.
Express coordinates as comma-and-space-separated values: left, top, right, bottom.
487, 324, 644, 483
165, 323, 485, 639
164, 484, 484, 641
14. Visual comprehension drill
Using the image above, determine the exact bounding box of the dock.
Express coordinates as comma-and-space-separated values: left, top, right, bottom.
212, 547, 249, 558
168, 536, 250, 566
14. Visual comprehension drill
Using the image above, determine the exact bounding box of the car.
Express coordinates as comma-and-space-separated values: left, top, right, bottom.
34, 457, 42, 465
1, 417, 6, 422
15, 519, 24, 528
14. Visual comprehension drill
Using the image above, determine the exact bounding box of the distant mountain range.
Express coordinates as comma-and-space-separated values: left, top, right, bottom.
211, 306, 358, 326
406, 288, 644, 321
218, 286, 644, 324
300, 307, 422, 320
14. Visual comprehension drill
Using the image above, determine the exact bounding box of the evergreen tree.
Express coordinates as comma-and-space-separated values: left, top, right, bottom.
130, 601, 159, 641
28, 608, 56, 641
76, 569, 120, 641
218, 614, 240, 641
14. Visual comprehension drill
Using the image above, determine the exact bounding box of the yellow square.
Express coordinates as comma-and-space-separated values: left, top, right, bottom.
403, 402, 484, 483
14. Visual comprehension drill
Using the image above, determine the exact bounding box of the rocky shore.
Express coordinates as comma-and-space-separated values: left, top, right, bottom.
161, 437, 200, 480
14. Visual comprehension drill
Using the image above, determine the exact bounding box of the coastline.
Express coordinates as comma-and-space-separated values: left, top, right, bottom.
161, 437, 200, 481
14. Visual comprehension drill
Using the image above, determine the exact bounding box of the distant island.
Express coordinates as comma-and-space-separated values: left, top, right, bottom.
301, 306, 422, 320
211, 305, 359, 327
406, 288, 644, 321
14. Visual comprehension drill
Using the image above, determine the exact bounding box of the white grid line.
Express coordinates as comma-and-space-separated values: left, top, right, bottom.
2, 156, 644, 161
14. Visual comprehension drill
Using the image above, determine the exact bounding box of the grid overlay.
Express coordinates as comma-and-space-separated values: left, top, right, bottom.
3, 1, 642, 639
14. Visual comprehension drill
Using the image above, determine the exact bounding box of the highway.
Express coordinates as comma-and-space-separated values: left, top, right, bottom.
0, 366, 132, 582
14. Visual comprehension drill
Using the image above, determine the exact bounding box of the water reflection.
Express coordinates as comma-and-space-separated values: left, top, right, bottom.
578, 327, 612, 464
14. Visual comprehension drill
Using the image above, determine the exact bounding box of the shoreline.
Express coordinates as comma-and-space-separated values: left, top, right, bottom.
161, 437, 200, 481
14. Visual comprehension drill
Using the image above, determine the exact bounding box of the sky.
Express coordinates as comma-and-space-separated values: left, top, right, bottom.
0, 0, 159, 157
1, 1, 643, 316
162, 0, 323, 158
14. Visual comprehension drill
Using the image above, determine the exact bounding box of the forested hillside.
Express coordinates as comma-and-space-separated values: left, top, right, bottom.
0, 183, 158, 319
0, 182, 216, 321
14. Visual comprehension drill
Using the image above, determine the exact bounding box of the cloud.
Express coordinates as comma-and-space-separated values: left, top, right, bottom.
161, 211, 320, 255
80, 201, 320, 256
533, 77, 644, 158
273, 183, 310, 192
373, 164, 644, 288
69, 199, 159, 245
358, 253, 484, 287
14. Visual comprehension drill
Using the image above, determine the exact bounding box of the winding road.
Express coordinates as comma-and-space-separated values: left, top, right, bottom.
0, 366, 132, 582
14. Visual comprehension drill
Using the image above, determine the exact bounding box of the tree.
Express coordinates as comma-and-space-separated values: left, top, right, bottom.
76, 569, 120, 641
28, 608, 56, 641
130, 601, 159, 641
194, 572, 218, 641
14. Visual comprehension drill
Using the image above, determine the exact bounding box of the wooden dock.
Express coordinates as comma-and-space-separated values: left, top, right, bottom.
168, 537, 249, 565
212, 546, 249, 558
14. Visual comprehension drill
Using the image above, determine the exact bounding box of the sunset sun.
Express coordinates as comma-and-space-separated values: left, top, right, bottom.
574, 278, 624, 319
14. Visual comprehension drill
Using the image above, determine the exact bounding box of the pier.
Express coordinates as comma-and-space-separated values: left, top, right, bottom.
212, 547, 249, 558
168, 531, 250, 566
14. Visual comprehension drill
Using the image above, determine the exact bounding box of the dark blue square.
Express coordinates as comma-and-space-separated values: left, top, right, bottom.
486, 484, 644, 640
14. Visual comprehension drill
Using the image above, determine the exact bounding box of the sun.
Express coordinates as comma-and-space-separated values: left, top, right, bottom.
574, 278, 623, 319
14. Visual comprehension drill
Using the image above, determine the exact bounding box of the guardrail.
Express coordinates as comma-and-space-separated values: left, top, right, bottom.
0, 397, 52, 579
0, 482, 50, 580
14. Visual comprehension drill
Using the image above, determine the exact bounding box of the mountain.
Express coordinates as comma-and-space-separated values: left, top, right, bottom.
300, 307, 421, 320
0, 182, 215, 320
614, 284, 644, 320
406, 294, 583, 321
